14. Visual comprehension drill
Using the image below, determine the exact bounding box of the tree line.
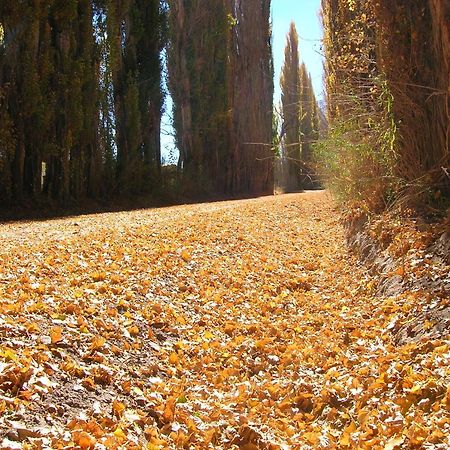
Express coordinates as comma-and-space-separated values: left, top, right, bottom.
0, 1, 275, 207
0, 1, 166, 205
168, 0, 274, 196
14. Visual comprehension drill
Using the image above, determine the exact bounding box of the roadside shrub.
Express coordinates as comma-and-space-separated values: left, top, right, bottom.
313, 77, 399, 212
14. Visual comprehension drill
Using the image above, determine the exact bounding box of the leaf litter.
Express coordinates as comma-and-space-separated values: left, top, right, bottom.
0, 191, 448, 449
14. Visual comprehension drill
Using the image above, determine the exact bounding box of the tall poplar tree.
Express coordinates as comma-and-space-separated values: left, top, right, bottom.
107, 0, 165, 194
168, 0, 274, 196
168, 0, 229, 194
227, 0, 274, 195
299, 63, 319, 188
280, 22, 301, 192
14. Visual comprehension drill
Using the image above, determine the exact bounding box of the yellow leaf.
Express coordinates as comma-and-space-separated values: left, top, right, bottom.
113, 427, 127, 439
0, 348, 17, 362
176, 315, 187, 325
384, 435, 405, 450
409, 383, 423, 394
340, 422, 357, 447
26, 322, 40, 333
203, 331, 214, 340
169, 352, 179, 365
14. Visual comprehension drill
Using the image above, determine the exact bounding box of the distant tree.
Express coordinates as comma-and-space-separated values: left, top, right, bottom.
299, 63, 319, 188
280, 22, 301, 192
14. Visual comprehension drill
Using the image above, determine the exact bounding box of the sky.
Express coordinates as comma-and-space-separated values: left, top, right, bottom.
161, 1, 325, 162
272, 0, 324, 105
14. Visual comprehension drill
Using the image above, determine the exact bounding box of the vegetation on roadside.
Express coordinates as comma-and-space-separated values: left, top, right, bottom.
317, 0, 449, 215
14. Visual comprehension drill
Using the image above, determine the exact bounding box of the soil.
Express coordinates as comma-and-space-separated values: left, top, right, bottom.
346, 210, 450, 346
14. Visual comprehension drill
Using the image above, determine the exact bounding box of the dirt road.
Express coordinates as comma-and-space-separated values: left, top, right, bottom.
0, 192, 448, 449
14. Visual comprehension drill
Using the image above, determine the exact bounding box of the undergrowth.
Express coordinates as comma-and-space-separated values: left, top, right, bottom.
313, 77, 399, 212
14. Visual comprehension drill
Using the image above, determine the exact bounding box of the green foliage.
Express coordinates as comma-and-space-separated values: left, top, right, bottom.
226, 13, 238, 28
272, 112, 281, 158
313, 79, 399, 209
377, 78, 397, 158
314, 121, 378, 203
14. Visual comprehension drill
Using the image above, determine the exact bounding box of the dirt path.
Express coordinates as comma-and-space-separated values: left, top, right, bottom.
0, 192, 448, 449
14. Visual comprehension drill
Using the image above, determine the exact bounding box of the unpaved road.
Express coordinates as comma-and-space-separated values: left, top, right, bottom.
0, 192, 448, 449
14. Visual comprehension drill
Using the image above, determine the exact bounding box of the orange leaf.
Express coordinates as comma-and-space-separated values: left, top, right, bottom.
74, 431, 96, 449
169, 352, 179, 365
128, 325, 139, 336
90, 336, 106, 351
163, 397, 176, 423
82, 377, 96, 389
181, 250, 191, 262
303, 431, 320, 445
91, 271, 106, 282
50, 326, 63, 344
112, 400, 126, 418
